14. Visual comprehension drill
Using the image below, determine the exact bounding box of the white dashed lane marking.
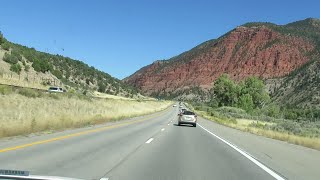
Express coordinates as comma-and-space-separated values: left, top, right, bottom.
145, 138, 154, 144
198, 123, 285, 180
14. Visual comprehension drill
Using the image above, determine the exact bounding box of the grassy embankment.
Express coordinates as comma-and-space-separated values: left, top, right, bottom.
0, 85, 171, 138
187, 104, 320, 150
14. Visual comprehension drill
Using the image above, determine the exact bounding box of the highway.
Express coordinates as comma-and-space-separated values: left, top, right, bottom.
0, 105, 319, 180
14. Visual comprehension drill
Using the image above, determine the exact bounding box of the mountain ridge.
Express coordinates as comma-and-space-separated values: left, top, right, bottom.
124, 18, 320, 107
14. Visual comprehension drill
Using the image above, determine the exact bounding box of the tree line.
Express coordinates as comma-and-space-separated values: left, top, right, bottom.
209, 74, 320, 121
211, 74, 270, 112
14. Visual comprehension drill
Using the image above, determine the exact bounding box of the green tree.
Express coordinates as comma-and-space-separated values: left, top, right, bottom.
241, 76, 270, 108
213, 74, 240, 106
238, 94, 254, 112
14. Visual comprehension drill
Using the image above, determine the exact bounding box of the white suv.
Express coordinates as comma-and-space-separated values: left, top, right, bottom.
48, 87, 64, 93
178, 110, 197, 127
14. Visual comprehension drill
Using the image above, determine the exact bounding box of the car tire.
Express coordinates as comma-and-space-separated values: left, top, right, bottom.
193, 123, 197, 127
178, 122, 181, 126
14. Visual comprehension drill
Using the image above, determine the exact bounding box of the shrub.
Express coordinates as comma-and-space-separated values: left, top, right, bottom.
0, 32, 4, 44
266, 104, 281, 118
32, 59, 52, 73
215, 106, 247, 115
11, 49, 22, 61
0, 85, 13, 95
10, 63, 22, 74
3, 53, 19, 64
48, 93, 59, 100
284, 110, 298, 120
24, 65, 30, 72
249, 121, 265, 128
98, 83, 106, 93
52, 69, 63, 79
1, 42, 10, 50
18, 88, 42, 98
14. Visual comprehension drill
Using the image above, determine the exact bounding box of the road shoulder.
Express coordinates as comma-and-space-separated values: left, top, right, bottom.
198, 117, 320, 180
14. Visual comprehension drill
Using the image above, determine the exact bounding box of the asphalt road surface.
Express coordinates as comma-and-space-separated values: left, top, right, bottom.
0, 105, 319, 180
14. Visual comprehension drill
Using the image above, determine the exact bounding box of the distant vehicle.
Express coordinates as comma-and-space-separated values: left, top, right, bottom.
180, 108, 187, 113
173, 105, 177, 107
179, 105, 183, 108
48, 86, 64, 93
178, 110, 197, 127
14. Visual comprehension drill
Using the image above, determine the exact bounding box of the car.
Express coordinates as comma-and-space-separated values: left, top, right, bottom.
180, 108, 187, 113
178, 110, 197, 127
179, 105, 183, 108
48, 86, 64, 93
173, 105, 177, 107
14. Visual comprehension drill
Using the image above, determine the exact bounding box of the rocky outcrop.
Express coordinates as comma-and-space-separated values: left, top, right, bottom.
125, 25, 315, 95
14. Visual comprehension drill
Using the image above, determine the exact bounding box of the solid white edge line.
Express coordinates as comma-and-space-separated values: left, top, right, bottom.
145, 138, 154, 144
100, 178, 109, 180
198, 123, 285, 180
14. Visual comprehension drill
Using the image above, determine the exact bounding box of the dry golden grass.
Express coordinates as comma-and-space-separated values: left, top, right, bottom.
236, 126, 320, 150
93, 91, 134, 100
189, 105, 320, 150
0, 93, 171, 138
236, 118, 275, 126
93, 91, 156, 101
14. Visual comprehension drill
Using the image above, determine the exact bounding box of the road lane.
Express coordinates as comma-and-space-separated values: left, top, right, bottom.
0, 107, 176, 179
106, 118, 275, 180
0, 105, 318, 180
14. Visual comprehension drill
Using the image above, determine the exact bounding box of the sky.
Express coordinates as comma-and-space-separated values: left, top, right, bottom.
0, 0, 319, 79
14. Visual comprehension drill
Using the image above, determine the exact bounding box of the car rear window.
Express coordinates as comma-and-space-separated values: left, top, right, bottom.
183, 111, 195, 115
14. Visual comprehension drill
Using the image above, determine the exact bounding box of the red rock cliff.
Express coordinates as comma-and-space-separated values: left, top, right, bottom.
124, 26, 315, 95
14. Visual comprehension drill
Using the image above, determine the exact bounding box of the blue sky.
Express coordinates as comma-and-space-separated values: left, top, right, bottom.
0, 0, 319, 79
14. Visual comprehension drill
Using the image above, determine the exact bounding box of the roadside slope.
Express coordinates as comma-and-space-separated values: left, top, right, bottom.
0, 85, 171, 138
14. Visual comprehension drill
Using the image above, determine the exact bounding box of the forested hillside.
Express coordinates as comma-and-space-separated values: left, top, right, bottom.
0, 32, 139, 97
